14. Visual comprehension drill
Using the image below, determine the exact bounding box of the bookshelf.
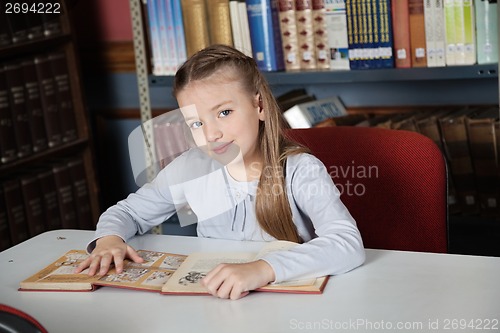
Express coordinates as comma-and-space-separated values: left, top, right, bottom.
128, 0, 500, 251
0, 0, 100, 249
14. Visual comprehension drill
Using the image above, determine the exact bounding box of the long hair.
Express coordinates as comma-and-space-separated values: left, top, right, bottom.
173, 45, 308, 243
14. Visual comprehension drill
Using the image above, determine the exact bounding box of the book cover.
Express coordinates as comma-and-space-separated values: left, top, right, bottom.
311, 0, 330, 69
475, 0, 499, 64
20, 242, 328, 295
345, 0, 359, 69
49, 52, 78, 143
424, 0, 436, 66
21, 58, 48, 153
283, 96, 347, 128
377, 0, 394, 68
465, 108, 499, 216
157, 0, 178, 75
408, 0, 427, 67
247, 0, 285, 71
0, 65, 18, 163
4, 62, 33, 158
34, 54, 62, 148
52, 162, 78, 229
67, 157, 94, 230
453, 0, 466, 64
207, 0, 234, 46
172, 0, 188, 68
443, 0, 456, 65
230, 0, 245, 52
37, 168, 62, 231
181, 0, 211, 57
20, 174, 46, 237
461, 0, 475, 65
278, 0, 301, 70
432, 0, 446, 66
0, 188, 12, 251
295, 0, 317, 69
145, 0, 164, 75
238, 0, 254, 56
2, 179, 30, 245
391, 0, 412, 68
324, 0, 350, 70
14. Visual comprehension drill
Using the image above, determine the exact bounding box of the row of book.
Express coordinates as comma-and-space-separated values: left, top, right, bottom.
0, 6, 63, 47
0, 51, 78, 164
143, 0, 498, 74
309, 105, 500, 217
0, 156, 94, 251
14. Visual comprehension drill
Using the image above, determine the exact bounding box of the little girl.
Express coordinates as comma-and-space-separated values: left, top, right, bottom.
76, 45, 365, 300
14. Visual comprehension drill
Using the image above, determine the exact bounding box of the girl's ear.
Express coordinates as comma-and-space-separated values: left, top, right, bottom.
255, 93, 266, 120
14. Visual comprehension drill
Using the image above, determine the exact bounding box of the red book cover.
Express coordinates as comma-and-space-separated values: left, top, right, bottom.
392, 0, 412, 68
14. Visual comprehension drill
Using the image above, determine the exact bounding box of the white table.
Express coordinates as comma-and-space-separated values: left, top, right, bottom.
1, 230, 499, 333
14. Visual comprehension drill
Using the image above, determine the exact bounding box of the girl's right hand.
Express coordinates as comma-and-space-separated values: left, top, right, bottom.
74, 235, 144, 276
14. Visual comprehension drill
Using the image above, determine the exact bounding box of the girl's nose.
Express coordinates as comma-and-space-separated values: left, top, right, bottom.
204, 123, 223, 142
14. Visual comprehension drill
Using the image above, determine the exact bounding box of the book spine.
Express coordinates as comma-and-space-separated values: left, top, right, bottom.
49, 52, 78, 143
230, 0, 245, 52
346, 0, 359, 69
361, 0, 371, 69
52, 162, 78, 229
278, 0, 301, 70
391, 0, 412, 68
21, 58, 48, 153
246, 0, 285, 71
34, 54, 62, 148
146, 0, 164, 75
312, 0, 330, 69
443, 0, 456, 65
2, 179, 30, 245
453, 0, 465, 64
0, 188, 12, 251
433, 0, 446, 66
40, 12, 62, 37
67, 157, 94, 230
378, 0, 394, 68
0, 66, 19, 163
238, 0, 254, 56
408, 0, 427, 67
6, 12, 29, 44
181, 0, 211, 57
474, 0, 499, 64
37, 169, 62, 230
20, 174, 46, 237
207, 0, 234, 46
172, 0, 188, 68
424, 0, 436, 66
0, 11, 12, 47
4, 62, 33, 158
461, 0, 475, 65
158, 0, 178, 75
25, 6, 44, 40
324, 0, 350, 70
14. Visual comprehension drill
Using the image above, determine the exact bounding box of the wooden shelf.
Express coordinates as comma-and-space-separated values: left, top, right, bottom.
0, 34, 72, 60
149, 64, 498, 87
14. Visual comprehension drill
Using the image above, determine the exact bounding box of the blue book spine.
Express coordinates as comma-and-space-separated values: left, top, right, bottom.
147, 0, 163, 75
246, 0, 285, 71
158, 0, 178, 74
171, 0, 187, 68
377, 0, 394, 68
346, 0, 359, 69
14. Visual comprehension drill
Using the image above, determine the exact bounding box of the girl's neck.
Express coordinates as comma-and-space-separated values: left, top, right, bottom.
226, 151, 263, 182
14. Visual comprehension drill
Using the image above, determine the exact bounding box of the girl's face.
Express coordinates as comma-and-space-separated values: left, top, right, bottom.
177, 75, 265, 167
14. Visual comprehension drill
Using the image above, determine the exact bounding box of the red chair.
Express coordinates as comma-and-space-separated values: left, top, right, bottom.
286, 126, 448, 253
0, 304, 48, 333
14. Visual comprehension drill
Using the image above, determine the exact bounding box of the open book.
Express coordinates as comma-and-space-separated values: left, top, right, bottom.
19, 241, 328, 295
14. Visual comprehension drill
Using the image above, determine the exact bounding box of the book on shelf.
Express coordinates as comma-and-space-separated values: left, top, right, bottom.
49, 52, 78, 143
377, 0, 395, 68
424, 0, 446, 67
229, 0, 245, 53
181, 0, 211, 57
207, 0, 234, 47
5, 11, 29, 44
67, 157, 94, 230
145, 0, 163, 75
0, 187, 11, 251
296, 0, 317, 69
40, 12, 62, 37
391, 0, 412, 68
20, 173, 46, 238
172, 0, 188, 67
311, 0, 329, 69
0, 11, 12, 47
4, 61, 33, 158
158, 0, 179, 75
52, 161, 78, 229
276, 88, 316, 112
324, 0, 349, 70
474, 0, 498, 65
0, 65, 18, 163
460, 0, 476, 65
465, 108, 499, 216
2, 179, 30, 246
284, 96, 347, 128
37, 168, 62, 231
238, 0, 254, 56
246, 0, 285, 71
19, 241, 329, 295
409, 0, 428, 67
443, 0, 456, 65
278, 0, 301, 71
21, 58, 48, 153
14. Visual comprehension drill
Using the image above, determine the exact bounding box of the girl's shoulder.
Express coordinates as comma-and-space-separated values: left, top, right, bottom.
286, 152, 325, 170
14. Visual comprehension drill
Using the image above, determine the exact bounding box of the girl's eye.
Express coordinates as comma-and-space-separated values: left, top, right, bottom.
218, 110, 232, 118
189, 121, 203, 129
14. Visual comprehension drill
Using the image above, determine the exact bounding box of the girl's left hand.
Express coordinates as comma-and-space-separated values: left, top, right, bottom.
201, 260, 275, 300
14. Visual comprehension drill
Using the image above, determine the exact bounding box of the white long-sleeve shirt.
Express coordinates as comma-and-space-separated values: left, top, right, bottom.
89, 150, 365, 283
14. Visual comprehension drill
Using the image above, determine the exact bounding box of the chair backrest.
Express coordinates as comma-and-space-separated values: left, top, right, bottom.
0, 304, 48, 333
286, 127, 448, 253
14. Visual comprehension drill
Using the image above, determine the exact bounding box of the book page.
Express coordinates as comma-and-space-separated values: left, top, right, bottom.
161, 252, 255, 293
94, 250, 187, 292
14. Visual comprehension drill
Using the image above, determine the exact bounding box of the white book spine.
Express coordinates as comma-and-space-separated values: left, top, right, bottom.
433, 0, 446, 66
283, 96, 347, 128
229, 0, 244, 52
324, 0, 350, 70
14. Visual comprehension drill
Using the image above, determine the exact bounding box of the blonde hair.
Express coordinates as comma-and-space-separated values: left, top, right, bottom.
173, 45, 308, 243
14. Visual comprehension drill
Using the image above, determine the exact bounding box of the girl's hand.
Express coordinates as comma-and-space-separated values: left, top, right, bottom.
201, 260, 276, 300
74, 235, 144, 276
